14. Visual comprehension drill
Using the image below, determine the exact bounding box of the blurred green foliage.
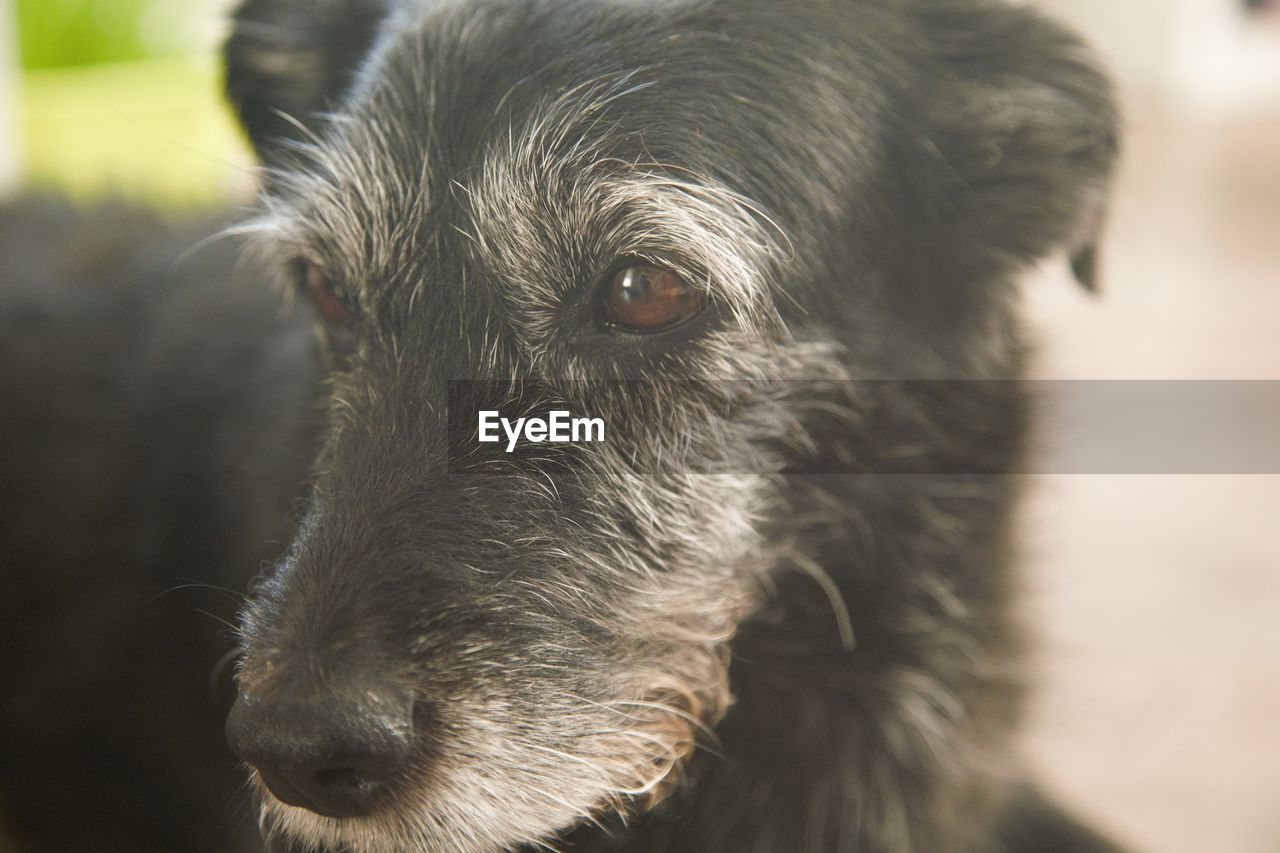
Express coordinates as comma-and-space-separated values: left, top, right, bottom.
16, 0, 169, 69
14, 0, 251, 204
22, 58, 253, 205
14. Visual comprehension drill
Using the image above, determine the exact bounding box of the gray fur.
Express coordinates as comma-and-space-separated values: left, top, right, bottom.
220, 0, 1121, 850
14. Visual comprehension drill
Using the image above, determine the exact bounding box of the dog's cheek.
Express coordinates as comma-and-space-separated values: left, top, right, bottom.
606, 470, 772, 665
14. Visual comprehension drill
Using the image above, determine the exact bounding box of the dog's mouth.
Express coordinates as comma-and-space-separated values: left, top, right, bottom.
255, 765, 393, 819
244, 679, 725, 853
256, 777, 406, 853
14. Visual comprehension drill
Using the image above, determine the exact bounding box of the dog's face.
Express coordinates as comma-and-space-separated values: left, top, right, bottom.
222, 0, 1115, 849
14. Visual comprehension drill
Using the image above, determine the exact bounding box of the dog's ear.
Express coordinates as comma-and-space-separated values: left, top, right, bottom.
224, 0, 393, 161
905, 2, 1119, 291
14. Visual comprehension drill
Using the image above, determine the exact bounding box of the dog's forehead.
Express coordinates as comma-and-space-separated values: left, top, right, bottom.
349, 0, 757, 204
259, 0, 904, 350
267, 0, 804, 318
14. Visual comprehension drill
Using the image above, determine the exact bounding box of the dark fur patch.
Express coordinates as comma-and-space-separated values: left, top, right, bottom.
0, 196, 321, 851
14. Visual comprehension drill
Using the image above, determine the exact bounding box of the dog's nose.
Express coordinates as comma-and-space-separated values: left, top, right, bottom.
225, 686, 415, 818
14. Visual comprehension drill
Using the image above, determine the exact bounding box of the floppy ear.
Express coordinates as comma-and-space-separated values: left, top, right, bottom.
906, 2, 1119, 291
224, 0, 393, 162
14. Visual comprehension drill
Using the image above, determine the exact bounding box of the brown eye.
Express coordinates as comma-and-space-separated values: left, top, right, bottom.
602, 264, 705, 332
299, 261, 353, 324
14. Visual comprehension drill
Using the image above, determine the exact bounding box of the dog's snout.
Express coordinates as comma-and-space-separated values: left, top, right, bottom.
225, 686, 416, 818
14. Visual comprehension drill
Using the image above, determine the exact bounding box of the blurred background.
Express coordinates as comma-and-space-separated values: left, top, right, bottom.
0, 1, 1277, 851
0, 0, 248, 203
1023, 4, 1280, 853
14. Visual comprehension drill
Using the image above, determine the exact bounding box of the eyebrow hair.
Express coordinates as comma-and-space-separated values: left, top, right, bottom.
240, 61, 796, 341
453, 76, 793, 331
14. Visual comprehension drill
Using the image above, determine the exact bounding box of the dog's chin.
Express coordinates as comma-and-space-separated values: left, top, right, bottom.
259, 793, 513, 853
259, 797, 423, 853
254, 760, 655, 853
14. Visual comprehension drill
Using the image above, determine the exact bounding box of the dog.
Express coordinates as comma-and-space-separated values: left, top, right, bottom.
0, 0, 1120, 849
218, 0, 1120, 849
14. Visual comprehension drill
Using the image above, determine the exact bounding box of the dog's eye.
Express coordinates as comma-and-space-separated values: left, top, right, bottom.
298, 261, 353, 324
602, 264, 704, 332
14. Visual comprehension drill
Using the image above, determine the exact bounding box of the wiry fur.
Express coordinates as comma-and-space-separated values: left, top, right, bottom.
215, 0, 1122, 850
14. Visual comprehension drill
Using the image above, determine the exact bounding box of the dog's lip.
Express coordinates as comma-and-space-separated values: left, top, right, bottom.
257, 768, 321, 813
257, 766, 395, 820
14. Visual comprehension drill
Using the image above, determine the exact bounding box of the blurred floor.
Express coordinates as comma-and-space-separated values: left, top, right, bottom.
1020, 104, 1280, 852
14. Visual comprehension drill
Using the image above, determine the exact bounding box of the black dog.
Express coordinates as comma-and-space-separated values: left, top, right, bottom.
218, 0, 1119, 849
0, 0, 1119, 850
